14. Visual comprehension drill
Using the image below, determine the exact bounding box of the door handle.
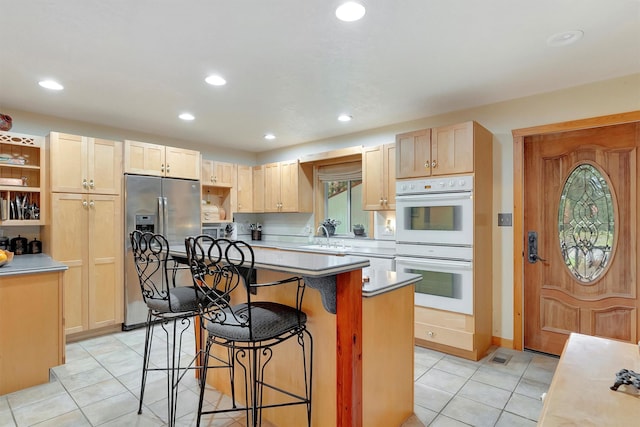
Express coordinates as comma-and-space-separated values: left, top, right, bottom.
527, 231, 547, 263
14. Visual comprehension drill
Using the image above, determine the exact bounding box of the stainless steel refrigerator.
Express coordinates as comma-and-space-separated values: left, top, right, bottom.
123, 174, 201, 329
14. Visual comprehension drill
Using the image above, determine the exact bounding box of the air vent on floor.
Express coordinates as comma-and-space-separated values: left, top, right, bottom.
490, 354, 512, 365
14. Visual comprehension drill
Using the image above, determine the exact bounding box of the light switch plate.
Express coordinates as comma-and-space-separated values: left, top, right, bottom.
498, 213, 512, 227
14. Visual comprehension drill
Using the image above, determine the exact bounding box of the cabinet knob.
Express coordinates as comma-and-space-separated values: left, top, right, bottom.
89, 179, 95, 189
427, 331, 435, 338
89, 200, 95, 208
424, 162, 430, 169
82, 179, 88, 188
431, 160, 437, 168
379, 198, 384, 205
161, 164, 165, 172
166, 164, 170, 173
82, 200, 88, 207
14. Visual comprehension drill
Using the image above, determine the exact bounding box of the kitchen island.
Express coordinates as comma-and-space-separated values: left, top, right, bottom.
171, 245, 418, 427
0, 254, 68, 395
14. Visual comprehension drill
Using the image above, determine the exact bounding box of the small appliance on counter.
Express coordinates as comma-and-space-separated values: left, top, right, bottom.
10, 235, 27, 255
0, 236, 9, 250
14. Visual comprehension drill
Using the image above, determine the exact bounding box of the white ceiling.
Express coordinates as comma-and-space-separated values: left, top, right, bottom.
1, 0, 639, 153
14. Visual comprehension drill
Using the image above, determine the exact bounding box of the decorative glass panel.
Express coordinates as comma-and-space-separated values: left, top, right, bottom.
558, 164, 614, 283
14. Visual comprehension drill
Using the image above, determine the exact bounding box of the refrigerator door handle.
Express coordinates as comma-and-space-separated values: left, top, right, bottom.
163, 197, 168, 236
157, 196, 164, 235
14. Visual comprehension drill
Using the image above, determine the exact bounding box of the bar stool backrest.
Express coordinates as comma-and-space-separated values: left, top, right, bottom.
130, 230, 190, 313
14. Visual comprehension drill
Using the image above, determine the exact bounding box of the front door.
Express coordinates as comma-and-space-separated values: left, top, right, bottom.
523, 122, 640, 355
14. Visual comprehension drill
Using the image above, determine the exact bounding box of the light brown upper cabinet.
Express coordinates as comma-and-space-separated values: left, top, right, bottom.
49, 132, 122, 195
202, 160, 235, 187
0, 132, 45, 226
124, 140, 200, 180
362, 143, 396, 211
236, 165, 253, 213
252, 165, 265, 213
264, 160, 313, 213
396, 121, 486, 178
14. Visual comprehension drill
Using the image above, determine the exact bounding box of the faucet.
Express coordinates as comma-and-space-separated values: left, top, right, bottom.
317, 225, 330, 247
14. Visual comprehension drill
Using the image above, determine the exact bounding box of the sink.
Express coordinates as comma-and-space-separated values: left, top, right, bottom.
298, 244, 351, 253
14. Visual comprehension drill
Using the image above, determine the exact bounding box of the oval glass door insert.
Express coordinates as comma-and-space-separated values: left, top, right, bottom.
558, 163, 615, 283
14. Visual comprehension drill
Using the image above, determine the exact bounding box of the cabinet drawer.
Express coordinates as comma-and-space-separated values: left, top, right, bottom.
415, 321, 474, 351
415, 306, 473, 330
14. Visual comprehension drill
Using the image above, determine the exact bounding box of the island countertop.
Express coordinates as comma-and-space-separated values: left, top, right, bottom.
0, 254, 68, 277
170, 244, 370, 277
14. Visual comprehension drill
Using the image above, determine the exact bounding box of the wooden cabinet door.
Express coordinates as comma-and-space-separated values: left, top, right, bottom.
279, 160, 299, 212
201, 159, 215, 185
49, 132, 88, 193
213, 161, 234, 187
236, 165, 253, 212
252, 165, 265, 213
431, 122, 474, 176
88, 194, 122, 329
124, 140, 165, 176
50, 193, 89, 334
88, 138, 122, 195
165, 146, 200, 179
396, 129, 431, 179
362, 145, 384, 210
264, 162, 281, 212
384, 143, 396, 209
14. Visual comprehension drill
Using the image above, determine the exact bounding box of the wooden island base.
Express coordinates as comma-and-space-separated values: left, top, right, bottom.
204, 269, 415, 427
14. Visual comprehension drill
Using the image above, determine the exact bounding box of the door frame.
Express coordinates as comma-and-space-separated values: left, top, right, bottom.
511, 110, 640, 351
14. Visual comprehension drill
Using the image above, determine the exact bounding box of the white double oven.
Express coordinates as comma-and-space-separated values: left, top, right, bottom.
395, 175, 474, 315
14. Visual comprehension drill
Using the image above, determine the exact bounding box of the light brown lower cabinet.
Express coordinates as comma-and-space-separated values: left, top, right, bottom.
0, 270, 64, 395
46, 193, 123, 335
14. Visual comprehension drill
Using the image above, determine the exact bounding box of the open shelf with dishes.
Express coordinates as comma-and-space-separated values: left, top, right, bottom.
0, 132, 45, 225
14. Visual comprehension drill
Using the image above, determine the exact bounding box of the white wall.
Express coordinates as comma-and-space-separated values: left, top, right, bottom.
2, 73, 639, 341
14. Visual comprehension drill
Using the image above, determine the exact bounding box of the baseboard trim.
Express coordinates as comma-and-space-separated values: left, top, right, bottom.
492, 336, 514, 349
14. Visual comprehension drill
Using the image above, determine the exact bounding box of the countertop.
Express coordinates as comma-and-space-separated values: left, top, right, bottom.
171, 244, 371, 278
248, 240, 397, 258
0, 254, 68, 277
172, 242, 419, 299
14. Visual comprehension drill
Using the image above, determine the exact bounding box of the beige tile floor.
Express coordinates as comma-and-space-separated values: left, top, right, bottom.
0, 326, 557, 427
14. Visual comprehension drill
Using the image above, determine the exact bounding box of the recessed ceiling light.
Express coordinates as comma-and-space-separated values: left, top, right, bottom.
205, 74, 227, 86
38, 80, 64, 90
264, 133, 276, 140
338, 114, 352, 122
179, 113, 195, 121
336, 2, 366, 22
547, 30, 584, 47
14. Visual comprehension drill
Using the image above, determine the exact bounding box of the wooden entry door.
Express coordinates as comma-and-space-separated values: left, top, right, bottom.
523, 122, 640, 355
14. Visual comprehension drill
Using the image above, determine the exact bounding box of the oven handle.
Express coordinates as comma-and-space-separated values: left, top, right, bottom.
396, 256, 472, 269
395, 192, 472, 202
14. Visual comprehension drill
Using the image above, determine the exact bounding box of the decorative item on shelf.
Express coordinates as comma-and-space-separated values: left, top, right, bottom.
219, 207, 226, 221
0, 114, 12, 131
320, 218, 341, 236
28, 238, 42, 254
249, 223, 262, 241
353, 224, 366, 236
10, 235, 27, 255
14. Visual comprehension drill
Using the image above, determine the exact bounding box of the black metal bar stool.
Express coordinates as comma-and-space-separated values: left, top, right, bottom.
129, 230, 209, 426
185, 235, 313, 427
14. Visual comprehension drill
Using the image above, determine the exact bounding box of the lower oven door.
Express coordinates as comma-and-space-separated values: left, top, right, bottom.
395, 255, 473, 315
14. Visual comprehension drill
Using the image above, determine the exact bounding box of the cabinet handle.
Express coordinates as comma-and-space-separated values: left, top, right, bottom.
89, 200, 95, 208
161, 164, 165, 172
427, 331, 435, 338
379, 198, 384, 205
424, 162, 430, 169
213, 176, 217, 183
82, 200, 88, 207
82, 179, 88, 188
431, 160, 437, 168
89, 179, 95, 189
166, 164, 170, 173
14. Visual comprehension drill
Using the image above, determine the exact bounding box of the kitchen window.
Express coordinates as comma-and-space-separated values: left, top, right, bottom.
318, 161, 370, 235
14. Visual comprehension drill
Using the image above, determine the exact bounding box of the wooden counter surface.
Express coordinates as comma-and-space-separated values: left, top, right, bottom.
538, 333, 640, 426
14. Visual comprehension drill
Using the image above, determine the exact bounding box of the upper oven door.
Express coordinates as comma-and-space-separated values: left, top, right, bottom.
395, 191, 474, 246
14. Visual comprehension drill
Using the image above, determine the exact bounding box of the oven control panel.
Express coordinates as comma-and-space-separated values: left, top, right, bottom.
396, 174, 473, 195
